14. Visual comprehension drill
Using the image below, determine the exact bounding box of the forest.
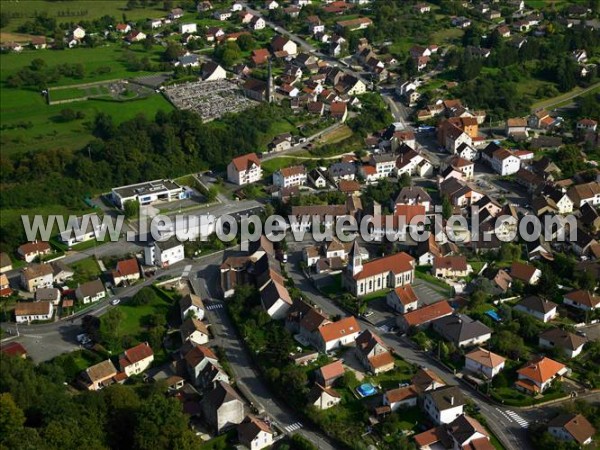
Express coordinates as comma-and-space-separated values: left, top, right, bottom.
0, 355, 198, 450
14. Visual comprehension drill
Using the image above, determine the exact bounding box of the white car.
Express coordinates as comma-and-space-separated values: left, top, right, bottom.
110, 298, 120, 306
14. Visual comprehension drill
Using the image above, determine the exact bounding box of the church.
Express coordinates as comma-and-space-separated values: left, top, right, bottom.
342, 242, 415, 297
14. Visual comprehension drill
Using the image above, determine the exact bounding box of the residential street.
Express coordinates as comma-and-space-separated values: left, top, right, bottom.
189, 267, 337, 450
282, 251, 535, 450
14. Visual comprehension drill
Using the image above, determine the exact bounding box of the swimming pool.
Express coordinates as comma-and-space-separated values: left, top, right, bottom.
356, 383, 377, 397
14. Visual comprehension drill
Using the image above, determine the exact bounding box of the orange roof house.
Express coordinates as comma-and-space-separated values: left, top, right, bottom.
516, 356, 567, 394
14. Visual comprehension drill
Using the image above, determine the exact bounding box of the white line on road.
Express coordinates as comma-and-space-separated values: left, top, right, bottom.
285, 422, 303, 432
506, 410, 529, 428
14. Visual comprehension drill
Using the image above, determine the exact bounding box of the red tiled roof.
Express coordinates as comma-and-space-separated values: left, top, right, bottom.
393, 285, 418, 305
354, 252, 414, 280
231, 153, 261, 172
0, 342, 27, 357
564, 290, 600, 308
401, 300, 453, 327
517, 356, 566, 384
116, 258, 139, 277
318, 360, 345, 381
319, 316, 360, 343
121, 342, 153, 367
433, 256, 468, 271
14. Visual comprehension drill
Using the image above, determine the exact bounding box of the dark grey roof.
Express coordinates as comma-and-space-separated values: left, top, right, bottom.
539, 328, 587, 351
395, 186, 432, 205
432, 314, 491, 345
515, 296, 557, 314
427, 386, 465, 411
201, 381, 243, 409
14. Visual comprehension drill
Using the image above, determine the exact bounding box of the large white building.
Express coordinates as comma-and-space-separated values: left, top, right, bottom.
144, 237, 185, 267
112, 180, 186, 209
273, 165, 307, 188
227, 153, 263, 185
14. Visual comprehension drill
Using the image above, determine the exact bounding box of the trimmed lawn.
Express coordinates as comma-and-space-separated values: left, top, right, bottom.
261, 157, 305, 176
69, 257, 102, 285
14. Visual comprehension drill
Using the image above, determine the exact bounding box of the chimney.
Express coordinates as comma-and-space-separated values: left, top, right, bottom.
449, 395, 455, 406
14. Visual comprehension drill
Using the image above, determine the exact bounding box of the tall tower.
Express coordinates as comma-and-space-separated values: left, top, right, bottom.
348, 241, 363, 276
267, 57, 274, 103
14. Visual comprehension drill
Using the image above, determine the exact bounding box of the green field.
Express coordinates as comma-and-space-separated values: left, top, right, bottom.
1, 44, 174, 154
0, 0, 174, 33
261, 157, 306, 175
49, 85, 110, 101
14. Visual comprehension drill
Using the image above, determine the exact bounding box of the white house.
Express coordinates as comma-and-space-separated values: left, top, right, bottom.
180, 23, 198, 34
516, 356, 567, 394
548, 414, 596, 447
58, 214, 106, 247
14, 301, 54, 324
76, 279, 106, 304
308, 384, 341, 410
144, 237, 185, 267
423, 386, 465, 424
119, 342, 154, 377
180, 317, 210, 346
514, 296, 558, 323
539, 328, 587, 359
482, 146, 520, 176
72, 26, 86, 39
273, 165, 307, 188
227, 153, 263, 185
250, 16, 266, 30
316, 316, 361, 352
265, 1, 279, 9
563, 290, 600, 311
180, 293, 205, 321
464, 348, 506, 379
237, 416, 274, 450
383, 386, 419, 411
260, 279, 293, 320
386, 285, 418, 314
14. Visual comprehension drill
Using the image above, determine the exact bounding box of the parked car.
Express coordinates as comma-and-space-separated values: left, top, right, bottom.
110, 298, 120, 306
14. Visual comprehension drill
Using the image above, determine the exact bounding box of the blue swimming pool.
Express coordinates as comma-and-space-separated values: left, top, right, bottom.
357, 383, 377, 397
486, 310, 502, 322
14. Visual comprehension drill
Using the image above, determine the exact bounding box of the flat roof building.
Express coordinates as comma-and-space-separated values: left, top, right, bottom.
111, 179, 185, 209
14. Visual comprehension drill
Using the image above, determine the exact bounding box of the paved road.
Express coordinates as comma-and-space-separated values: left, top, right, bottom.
283, 254, 534, 450
189, 267, 337, 450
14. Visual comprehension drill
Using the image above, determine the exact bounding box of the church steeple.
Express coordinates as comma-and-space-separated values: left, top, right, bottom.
267, 57, 273, 104
348, 241, 363, 276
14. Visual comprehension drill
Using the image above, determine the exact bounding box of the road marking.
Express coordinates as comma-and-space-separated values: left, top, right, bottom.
182, 265, 192, 278
285, 422, 303, 432
506, 410, 529, 428
206, 304, 224, 311
21, 334, 43, 339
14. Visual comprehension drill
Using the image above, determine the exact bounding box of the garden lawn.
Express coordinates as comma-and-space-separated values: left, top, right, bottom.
261, 157, 305, 176
70, 257, 102, 285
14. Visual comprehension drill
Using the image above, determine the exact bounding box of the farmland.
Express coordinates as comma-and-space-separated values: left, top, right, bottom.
1, 45, 173, 155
